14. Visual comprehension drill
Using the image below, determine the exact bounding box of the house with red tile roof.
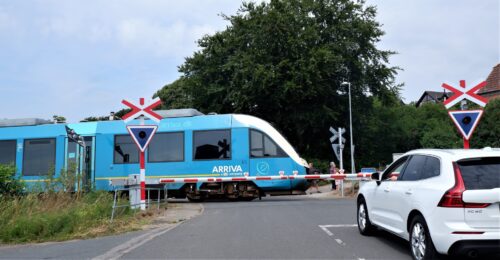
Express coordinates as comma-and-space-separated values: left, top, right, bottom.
477, 63, 500, 101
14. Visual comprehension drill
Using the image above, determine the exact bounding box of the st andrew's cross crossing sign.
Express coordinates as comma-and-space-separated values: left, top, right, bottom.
122, 97, 163, 123
329, 127, 345, 169
442, 80, 487, 109
126, 125, 158, 152
329, 127, 346, 144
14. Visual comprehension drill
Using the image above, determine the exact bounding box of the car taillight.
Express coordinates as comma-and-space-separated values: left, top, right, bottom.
438, 162, 490, 208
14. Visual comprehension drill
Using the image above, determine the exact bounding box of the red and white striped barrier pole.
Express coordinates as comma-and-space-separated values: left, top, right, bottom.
139, 150, 146, 210
160, 176, 290, 183
139, 99, 146, 211
158, 173, 395, 184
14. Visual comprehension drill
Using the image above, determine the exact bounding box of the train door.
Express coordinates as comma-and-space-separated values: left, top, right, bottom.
65, 138, 81, 191
64, 136, 95, 191
82, 136, 95, 190
249, 129, 292, 191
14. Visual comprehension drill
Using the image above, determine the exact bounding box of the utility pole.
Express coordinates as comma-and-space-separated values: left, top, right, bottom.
341, 81, 356, 173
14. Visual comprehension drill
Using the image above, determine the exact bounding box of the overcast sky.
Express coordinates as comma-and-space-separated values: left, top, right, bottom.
0, 0, 498, 122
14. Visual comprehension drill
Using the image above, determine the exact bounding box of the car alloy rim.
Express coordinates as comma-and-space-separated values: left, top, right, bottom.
411, 222, 426, 260
358, 204, 366, 230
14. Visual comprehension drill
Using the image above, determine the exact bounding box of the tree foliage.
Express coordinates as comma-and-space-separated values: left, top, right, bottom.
360, 100, 499, 167
52, 115, 66, 123
472, 98, 500, 147
0, 164, 24, 197
153, 0, 498, 170
81, 109, 130, 122
156, 0, 400, 170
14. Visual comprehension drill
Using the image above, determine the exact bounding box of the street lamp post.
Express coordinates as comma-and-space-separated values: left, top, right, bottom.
341, 81, 356, 173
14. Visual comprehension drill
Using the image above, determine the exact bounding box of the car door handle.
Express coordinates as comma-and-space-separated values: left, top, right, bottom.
405, 189, 413, 195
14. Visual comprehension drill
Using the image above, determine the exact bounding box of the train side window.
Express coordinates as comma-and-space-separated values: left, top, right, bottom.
0, 140, 16, 166
250, 130, 264, 157
193, 130, 231, 160
250, 129, 287, 158
114, 135, 139, 164
23, 138, 56, 176
148, 132, 184, 162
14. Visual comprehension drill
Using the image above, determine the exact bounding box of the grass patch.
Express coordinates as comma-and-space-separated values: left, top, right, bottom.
0, 191, 160, 244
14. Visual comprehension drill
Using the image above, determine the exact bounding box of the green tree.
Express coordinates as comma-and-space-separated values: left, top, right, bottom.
355, 101, 464, 168
81, 108, 130, 122
414, 103, 461, 148
156, 0, 400, 170
472, 98, 500, 147
52, 115, 66, 123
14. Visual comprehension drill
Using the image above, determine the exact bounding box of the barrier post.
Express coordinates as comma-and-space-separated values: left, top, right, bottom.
140, 150, 146, 210
121, 97, 162, 211
341, 180, 344, 197
111, 189, 118, 222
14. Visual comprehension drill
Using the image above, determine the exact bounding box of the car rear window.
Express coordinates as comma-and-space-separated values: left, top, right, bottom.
457, 157, 500, 190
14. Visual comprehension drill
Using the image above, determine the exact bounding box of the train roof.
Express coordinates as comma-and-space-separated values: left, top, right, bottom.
0, 113, 278, 137
68, 114, 234, 134
0, 113, 306, 167
0, 122, 67, 139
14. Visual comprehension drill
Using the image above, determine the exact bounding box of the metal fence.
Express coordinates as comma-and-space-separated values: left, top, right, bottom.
110, 186, 167, 222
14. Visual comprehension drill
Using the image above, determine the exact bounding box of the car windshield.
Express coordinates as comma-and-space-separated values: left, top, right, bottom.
457, 157, 500, 190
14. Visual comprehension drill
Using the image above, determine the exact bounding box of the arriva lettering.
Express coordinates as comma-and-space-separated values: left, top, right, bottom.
212, 165, 243, 173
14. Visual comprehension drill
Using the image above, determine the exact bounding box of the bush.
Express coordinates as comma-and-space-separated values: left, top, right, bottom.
0, 164, 25, 197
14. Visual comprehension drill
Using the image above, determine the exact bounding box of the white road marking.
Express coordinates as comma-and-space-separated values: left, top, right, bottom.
320, 224, 357, 228
92, 225, 177, 260
319, 224, 356, 247
318, 225, 334, 236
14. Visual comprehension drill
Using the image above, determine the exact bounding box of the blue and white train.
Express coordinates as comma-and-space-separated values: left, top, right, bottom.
0, 109, 309, 200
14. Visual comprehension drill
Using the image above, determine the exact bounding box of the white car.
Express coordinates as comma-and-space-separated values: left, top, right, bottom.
356, 148, 500, 260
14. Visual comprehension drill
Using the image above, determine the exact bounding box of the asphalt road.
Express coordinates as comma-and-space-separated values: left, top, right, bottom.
0, 195, 413, 259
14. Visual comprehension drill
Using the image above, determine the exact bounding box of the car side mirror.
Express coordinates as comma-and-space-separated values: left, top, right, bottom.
371, 172, 381, 185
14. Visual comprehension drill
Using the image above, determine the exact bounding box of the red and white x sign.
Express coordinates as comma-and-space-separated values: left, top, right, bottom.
121, 97, 163, 123
442, 80, 488, 109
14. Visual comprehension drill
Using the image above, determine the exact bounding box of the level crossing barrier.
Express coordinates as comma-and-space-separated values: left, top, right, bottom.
109, 173, 398, 210
158, 173, 398, 197
158, 173, 389, 184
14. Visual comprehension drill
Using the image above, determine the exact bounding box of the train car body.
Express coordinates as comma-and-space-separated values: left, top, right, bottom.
0, 112, 308, 200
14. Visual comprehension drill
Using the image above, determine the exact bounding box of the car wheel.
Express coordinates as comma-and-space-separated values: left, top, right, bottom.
357, 198, 374, 235
409, 215, 438, 260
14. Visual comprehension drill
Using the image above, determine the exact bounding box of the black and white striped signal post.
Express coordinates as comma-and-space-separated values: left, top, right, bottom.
329, 126, 345, 169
